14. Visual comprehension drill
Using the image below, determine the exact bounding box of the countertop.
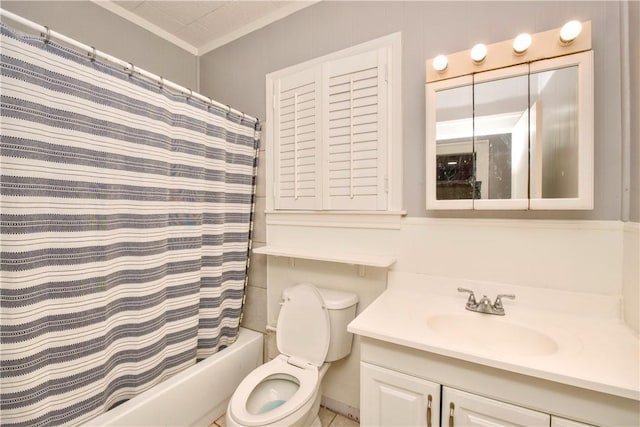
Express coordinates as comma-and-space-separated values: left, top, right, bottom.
348, 272, 640, 401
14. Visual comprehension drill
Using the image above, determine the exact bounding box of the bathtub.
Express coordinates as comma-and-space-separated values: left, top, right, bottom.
85, 328, 263, 427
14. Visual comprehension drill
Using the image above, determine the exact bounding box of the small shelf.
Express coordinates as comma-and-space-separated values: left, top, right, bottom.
253, 245, 396, 268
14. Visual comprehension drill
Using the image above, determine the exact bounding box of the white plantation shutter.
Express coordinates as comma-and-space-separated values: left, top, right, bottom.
274, 67, 322, 209
322, 48, 388, 210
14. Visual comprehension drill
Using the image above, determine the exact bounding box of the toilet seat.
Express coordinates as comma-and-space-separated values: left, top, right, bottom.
277, 283, 330, 367
228, 355, 319, 426
228, 284, 335, 426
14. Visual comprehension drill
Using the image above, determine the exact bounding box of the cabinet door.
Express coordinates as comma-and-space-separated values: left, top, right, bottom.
361, 362, 440, 427
273, 66, 322, 210
442, 387, 549, 427
322, 48, 388, 211
551, 416, 596, 427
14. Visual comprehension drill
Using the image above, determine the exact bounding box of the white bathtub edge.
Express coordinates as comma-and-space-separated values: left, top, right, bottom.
85, 328, 264, 427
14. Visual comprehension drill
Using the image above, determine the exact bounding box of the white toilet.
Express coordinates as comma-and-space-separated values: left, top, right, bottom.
226, 283, 358, 427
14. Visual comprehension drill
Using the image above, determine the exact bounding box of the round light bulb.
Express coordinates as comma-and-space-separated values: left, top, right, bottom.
560, 20, 582, 44
512, 33, 532, 55
432, 54, 448, 72
470, 43, 487, 63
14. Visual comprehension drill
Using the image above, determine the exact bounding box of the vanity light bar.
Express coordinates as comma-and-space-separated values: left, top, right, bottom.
512, 33, 532, 55
426, 20, 591, 83
470, 43, 488, 63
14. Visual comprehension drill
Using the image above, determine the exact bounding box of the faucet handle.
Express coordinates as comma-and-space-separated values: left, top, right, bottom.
494, 293, 515, 309
457, 288, 477, 307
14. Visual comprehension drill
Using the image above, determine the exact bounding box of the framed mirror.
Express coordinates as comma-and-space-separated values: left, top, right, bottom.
473, 65, 529, 210
425, 51, 593, 210
529, 51, 593, 209
426, 75, 473, 209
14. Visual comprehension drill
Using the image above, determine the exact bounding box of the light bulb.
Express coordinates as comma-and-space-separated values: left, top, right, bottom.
432, 54, 448, 72
470, 43, 487, 63
560, 20, 582, 44
512, 33, 532, 55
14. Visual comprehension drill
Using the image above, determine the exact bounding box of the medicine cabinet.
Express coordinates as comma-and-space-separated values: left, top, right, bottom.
425, 50, 593, 210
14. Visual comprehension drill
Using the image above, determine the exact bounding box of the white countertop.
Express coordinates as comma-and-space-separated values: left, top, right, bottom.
348, 272, 640, 401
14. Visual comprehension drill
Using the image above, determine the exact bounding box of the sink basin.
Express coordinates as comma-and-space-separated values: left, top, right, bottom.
427, 314, 559, 357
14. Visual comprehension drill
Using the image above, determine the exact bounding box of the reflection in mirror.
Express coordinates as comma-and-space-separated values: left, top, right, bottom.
530, 66, 579, 199
434, 74, 530, 202
435, 84, 473, 200
473, 74, 529, 201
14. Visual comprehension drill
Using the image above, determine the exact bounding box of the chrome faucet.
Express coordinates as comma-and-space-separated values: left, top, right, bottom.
457, 288, 515, 316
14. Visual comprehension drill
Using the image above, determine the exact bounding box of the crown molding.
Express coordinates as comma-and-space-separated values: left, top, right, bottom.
91, 0, 199, 55
197, 1, 319, 55
92, 0, 318, 57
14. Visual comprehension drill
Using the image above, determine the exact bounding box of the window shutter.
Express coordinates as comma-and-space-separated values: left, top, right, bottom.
322, 48, 388, 210
274, 67, 322, 210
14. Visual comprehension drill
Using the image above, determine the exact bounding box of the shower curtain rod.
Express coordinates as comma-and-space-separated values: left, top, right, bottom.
0, 8, 258, 123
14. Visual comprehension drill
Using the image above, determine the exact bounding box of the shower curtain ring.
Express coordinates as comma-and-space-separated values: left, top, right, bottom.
42, 26, 51, 44
159, 76, 164, 89
127, 62, 135, 77
89, 46, 96, 62
187, 88, 193, 100
226, 105, 232, 115
207, 97, 214, 110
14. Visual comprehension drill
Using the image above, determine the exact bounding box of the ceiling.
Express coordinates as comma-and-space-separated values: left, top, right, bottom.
95, 0, 317, 55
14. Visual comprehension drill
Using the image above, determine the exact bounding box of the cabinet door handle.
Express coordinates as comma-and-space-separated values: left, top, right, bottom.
448, 402, 455, 427
426, 394, 432, 427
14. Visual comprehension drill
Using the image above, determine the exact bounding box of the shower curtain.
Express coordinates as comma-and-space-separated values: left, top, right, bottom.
0, 23, 259, 426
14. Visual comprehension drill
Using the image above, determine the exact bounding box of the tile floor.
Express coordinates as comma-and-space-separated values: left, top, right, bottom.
210, 406, 359, 427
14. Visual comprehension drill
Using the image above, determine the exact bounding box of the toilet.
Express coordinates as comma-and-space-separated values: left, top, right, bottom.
226, 283, 358, 427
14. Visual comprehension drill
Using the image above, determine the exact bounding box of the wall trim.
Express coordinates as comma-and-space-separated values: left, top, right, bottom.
93, 0, 318, 57
623, 221, 640, 235
266, 211, 405, 230
320, 396, 360, 423
403, 217, 625, 231
91, 1, 199, 55
197, 1, 319, 55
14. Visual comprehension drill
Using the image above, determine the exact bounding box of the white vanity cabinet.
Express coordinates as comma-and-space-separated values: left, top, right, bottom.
550, 417, 596, 427
442, 387, 549, 426
357, 337, 638, 426
361, 362, 440, 426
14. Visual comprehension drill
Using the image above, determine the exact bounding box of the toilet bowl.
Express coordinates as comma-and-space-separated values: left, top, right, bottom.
226, 284, 358, 427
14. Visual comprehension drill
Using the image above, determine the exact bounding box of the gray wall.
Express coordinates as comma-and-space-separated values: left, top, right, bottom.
1, 1, 197, 89
629, 0, 639, 223
199, 0, 632, 221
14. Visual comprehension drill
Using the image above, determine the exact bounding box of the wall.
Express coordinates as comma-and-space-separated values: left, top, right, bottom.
197, 0, 638, 416
629, 0, 640, 223
199, 0, 629, 220
1, 1, 197, 89
623, 0, 640, 335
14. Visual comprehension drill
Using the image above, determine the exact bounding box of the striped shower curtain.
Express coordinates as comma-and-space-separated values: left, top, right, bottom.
0, 23, 259, 426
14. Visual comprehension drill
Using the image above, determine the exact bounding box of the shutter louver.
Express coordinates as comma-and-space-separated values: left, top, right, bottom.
323, 49, 388, 210
274, 68, 322, 209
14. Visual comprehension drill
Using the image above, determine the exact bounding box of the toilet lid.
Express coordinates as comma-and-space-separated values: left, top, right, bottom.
277, 284, 330, 367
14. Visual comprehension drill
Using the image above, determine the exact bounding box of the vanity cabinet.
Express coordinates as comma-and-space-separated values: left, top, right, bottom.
443, 387, 549, 426
358, 337, 638, 426
361, 362, 440, 426
550, 417, 595, 427
361, 362, 551, 427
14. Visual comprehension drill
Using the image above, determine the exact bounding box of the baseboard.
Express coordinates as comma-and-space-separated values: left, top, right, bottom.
321, 395, 360, 423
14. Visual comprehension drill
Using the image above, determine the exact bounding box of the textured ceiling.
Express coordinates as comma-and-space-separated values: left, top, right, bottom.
102, 0, 316, 55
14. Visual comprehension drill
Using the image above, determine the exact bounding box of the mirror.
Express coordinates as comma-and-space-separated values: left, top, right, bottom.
434, 80, 473, 207
530, 66, 578, 199
426, 51, 593, 210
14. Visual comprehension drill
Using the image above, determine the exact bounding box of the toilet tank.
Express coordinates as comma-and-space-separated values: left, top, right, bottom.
316, 287, 358, 362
